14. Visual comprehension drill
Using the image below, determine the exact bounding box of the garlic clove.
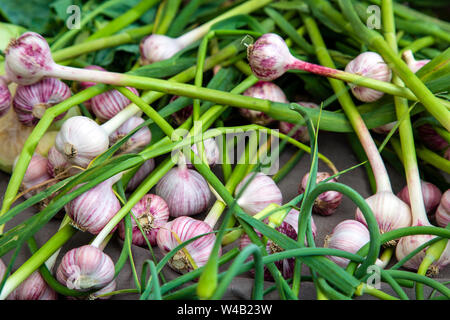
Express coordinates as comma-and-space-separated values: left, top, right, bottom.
397, 180, 442, 216
155, 166, 211, 217
299, 171, 343, 216
235, 172, 283, 216
436, 190, 450, 228
109, 116, 151, 154
279, 101, 318, 143
118, 194, 170, 246
91, 87, 139, 122
186, 138, 220, 168
324, 219, 371, 268
240, 81, 288, 125
55, 116, 109, 168
139, 34, 184, 65
13, 77, 71, 126
126, 158, 156, 192
355, 191, 411, 242
156, 216, 219, 273
345, 52, 392, 102
7, 270, 57, 300
0, 77, 11, 117
65, 176, 121, 234
56, 245, 115, 291
4, 32, 55, 85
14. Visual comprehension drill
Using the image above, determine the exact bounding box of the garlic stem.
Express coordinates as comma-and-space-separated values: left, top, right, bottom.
100, 104, 141, 135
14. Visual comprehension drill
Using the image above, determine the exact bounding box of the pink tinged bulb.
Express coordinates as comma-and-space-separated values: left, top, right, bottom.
436, 190, 450, 228
118, 194, 170, 246
397, 181, 442, 216
65, 177, 121, 234
402, 50, 430, 74
170, 97, 193, 126
14, 153, 52, 199
56, 245, 115, 291
12, 77, 71, 126
109, 116, 151, 154
279, 101, 318, 143
299, 172, 343, 216
139, 34, 184, 65
91, 87, 139, 122
126, 158, 156, 192
78, 65, 106, 110
235, 172, 283, 216
240, 81, 288, 125
7, 270, 57, 300
186, 138, 220, 168
247, 33, 294, 81
417, 124, 448, 151
47, 146, 71, 178
55, 116, 109, 168
4, 32, 55, 85
0, 77, 11, 117
372, 121, 397, 135
156, 216, 219, 273
355, 191, 411, 241
345, 52, 392, 102
324, 220, 371, 268
155, 166, 211, 217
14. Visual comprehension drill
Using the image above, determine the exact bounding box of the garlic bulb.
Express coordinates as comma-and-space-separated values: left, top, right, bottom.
47, 146, 70, 178
240, 81, 288, 125
0, 258, 6, 281
372, 121, 397, 135
324, 220, 371, 268
7, 271, 57, 300
417, 124, 448, 152
402, 50, 430, 73
139, 34, 185, 65
397, 181, 442, 216
355, 191, 411, 241
186, 138, 220, 168
126, 159, 156, 192
0, 77, 11, 117
56, 245, 115, 291
109, 116, 151, 154
345, 52, 392, 102
77, 65, 106, 110
156, 216, 219, 273
118, 194, 170, 246
65, 176, 121, 234
235, 172, 283, 216
55, 116, 109, 167
299, 172, 343, 216
15, 153, 52, 199
155, 164, 211, 217
171, 100, 193, 126
4, 32, 53, 85
91, 87, 139, 121
436, 190, 450, 228
279, 102, 318, 143
13, 78, 71, 126
67, 280, 117, 300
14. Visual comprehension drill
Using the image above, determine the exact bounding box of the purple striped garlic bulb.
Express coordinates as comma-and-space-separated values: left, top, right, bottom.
345, 52, 392, 102
126, 159, 156, 192
109, 116, 151, 154
355, 191, 411, 243
77, 65, 106, 110
235, 172, 283, 216
47, 146, 71, 178
240, 81, 288, 125
156, 216, 219, 273
279, 102, 318, 143
56, 245, 115, 291
397, 181, 442, 216
0, 77, 11, 117
171, 100, 192, 126
67, 280, 117, 300
155, 163, 211, 217
16, 153, 52, 199
324, 220, 370, 268
65, 176, 121, 234
417, 124, 448, 152
7, 271, 57, 300
436, 190, 450, 228
299, 172, 343, 216
402, 50, 430, 73
12, 78, 71, 126
140, 34, 184, 65
55, 116, 109, 167
91, 87, 139, 121
186, 138, 220, 168
118, 194, 170, 246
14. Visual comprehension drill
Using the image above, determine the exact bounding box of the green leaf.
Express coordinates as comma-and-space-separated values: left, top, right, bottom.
129, 57, 197, 78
